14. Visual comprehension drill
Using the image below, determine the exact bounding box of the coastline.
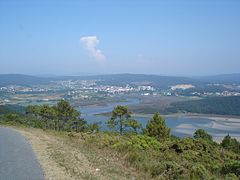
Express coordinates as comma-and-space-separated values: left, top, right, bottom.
96, 111, 240, 123
132, 113, 240, 142
132, 113, 240, 122
93, 112, 240, 141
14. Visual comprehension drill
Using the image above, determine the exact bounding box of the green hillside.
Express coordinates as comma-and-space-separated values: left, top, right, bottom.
167, 96, 240, 115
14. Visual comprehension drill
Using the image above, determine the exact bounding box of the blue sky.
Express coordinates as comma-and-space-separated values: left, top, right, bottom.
0, 0, 240, 76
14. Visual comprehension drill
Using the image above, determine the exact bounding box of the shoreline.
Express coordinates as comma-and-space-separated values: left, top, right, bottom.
99, 112, 240, 141
132, 113, 240, 122
95, 112, 240, 126
96, 112, 240, 123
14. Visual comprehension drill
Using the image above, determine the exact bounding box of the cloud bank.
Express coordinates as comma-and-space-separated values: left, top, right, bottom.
80, 36, 106, 61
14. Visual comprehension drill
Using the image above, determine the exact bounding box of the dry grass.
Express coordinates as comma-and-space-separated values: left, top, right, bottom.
14, 127, 140, 180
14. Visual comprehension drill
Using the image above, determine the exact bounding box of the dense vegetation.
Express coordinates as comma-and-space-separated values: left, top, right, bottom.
0, 100, 240, 179
85, 132, 240, 179
166, 96, 240, 115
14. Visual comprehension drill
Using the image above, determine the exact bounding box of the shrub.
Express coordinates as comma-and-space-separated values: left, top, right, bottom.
4, 113, 20, 122
225, 173, 239, 180
151, 161, 187, 179
194, 129, 213, 142
221, 134, 240, 154
221, 161, 240, 177
145, 113, 170, 140
128, 135, 161, 150
190, 164, 210, 179
87, 122, 101, 133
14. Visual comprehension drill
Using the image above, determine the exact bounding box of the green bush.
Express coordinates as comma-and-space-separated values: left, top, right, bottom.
221, 134, 240, 154
190, 164, 211, 179
194, 129, 213, 142
127, 135, 161, 150
151, 161, 187, 179
221, 161, 240, 177
225, 173, 239, 180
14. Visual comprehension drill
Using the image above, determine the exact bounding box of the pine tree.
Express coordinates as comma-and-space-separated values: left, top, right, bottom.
145, 113, 170, 140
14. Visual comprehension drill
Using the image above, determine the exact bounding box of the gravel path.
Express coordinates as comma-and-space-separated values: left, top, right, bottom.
0, 127, 44, 180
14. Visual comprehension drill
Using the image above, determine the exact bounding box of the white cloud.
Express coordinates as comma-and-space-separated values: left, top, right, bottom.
80, 36, 106, 61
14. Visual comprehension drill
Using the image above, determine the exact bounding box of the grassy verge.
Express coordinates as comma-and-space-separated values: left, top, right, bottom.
1, 124, 239, 180
3, 125, 144, 180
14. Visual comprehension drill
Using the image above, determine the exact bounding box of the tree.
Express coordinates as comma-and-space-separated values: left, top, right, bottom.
145, 113, 170, 140
55, 100, 80, 121
221, 134, 240, 154
107, 105, 132, 134
39, 104, 56, 119
25, 100, 86, 132
39, 104, 56, 129
221, 134, 232, 149
66, 117, 87, 132
54, 100, 82, 131
125, 119, 142, 133
87, 122, 101, 133
194, 129, 213, 142
26, 105, 40, 117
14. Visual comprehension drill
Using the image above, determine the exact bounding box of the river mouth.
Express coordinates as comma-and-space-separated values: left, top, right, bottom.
77, 98, 240, 141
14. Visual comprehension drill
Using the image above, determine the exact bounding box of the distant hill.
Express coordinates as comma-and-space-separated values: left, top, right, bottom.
0, 73, 202, 88
0, 74, 51, 86
194, 73, 240, 84
0, 73, 239, 88
53, 73, 204, 89
90, 74, 202, 89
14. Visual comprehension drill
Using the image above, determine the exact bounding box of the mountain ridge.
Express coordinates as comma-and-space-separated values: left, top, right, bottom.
0, 73, 239, 87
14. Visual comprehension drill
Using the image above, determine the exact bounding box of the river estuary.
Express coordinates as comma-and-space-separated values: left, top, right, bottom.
78, 98, 240, 141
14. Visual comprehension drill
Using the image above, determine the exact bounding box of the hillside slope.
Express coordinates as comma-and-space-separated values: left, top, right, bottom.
3, 126, 238, 180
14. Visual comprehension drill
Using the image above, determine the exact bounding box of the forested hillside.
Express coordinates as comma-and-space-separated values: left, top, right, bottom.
167, 96, 240, 115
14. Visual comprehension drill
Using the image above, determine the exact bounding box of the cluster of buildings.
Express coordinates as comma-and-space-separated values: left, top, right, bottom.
0, 85, 32, 93
56, 80, 155, 94
66, 84, 156, 100
190, 91, 240, 97
56, 80, 97, 89
90, 85, 155, 94
54, 80, 156, 97
1, 80, 240, 104
0, 85, 53, 93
